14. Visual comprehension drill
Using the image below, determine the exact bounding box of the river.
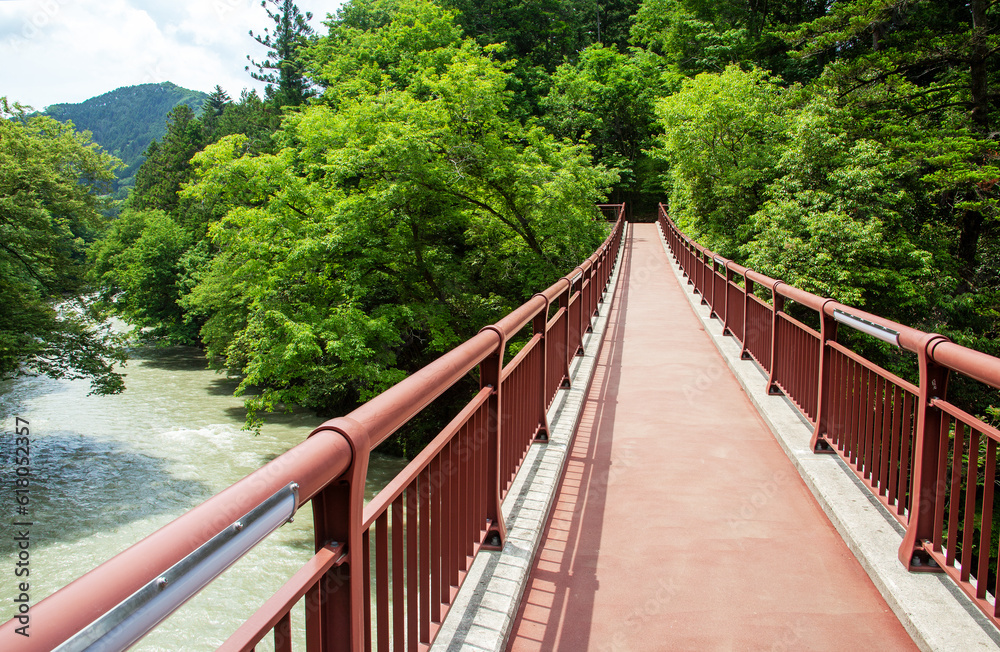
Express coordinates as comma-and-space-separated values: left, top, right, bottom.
0, 345, 407, 650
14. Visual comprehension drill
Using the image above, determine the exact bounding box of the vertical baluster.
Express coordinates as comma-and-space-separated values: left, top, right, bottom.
274, 612, 291, 652
864, 370, 877, 480
440, 442, 452, 605
449, 438, 461, 589
364, 529, 372, 652
419, 469, 430, 644
376, 514, 389, 652
430, 455, 442, 623
459, 425, 470, 569
898, 392, 914, 518
878, 379, 893, 496
888, 386, 903, 508
406, 482, 418, 652
831, 349, 844, 449
960, 428, 979, 579
848, 359, 861, 466
947, 422, 965, 567
933, 415, 951, 552
977, 437, 996, 599
305, 582, 321, 650
392, 497, 404, 652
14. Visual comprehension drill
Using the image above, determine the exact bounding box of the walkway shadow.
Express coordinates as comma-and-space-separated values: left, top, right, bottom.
506, 226, 633, 652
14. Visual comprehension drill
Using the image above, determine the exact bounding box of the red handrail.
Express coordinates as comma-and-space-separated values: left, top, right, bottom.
0, 206, 626, 652
657, 205, 1000, 629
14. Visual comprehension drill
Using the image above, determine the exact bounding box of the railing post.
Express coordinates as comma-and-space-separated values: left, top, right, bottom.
811, 301, 838, 453
479, 327, 507, 550
767, 282, 785, 395
899, 335, 951, 571
533, 294, 552, 443
307, 417, 372, 652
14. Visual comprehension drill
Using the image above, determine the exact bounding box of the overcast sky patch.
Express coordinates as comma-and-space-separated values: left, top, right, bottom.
0, 0, 345, 110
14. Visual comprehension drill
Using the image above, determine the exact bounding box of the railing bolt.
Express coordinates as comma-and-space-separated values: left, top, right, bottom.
234, 521, 244, 532
156, 577, 168, 590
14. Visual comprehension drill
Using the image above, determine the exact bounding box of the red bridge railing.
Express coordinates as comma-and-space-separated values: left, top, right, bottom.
1, 207, 625, 652
658, 205, 1000, 629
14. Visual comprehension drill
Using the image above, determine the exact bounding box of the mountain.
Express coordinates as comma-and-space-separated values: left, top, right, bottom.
42, 82, 209, 196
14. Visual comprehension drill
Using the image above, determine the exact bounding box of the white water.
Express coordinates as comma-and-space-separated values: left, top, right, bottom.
0, 346, 406, 650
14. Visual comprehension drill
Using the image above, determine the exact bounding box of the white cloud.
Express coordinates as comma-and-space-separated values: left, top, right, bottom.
0, 0, 345, 110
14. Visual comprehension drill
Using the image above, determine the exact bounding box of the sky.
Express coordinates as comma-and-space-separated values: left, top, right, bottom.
0, 0, 346, 110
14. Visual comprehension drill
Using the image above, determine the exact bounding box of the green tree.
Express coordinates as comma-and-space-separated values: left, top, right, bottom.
0, 99, 126, 393
89, 209, 197, 342
305, 0, 466, 104
246, 0, 317, 107
651, 65, 791, 254
630, 0, 827, 80
542, 45, 677, 211
183, 2, 615, 439
201, 85, 232, 140
742, 93, 939, 317
131, 104, 204, 216
214, 89, 280, 153
787, 0, 999, 280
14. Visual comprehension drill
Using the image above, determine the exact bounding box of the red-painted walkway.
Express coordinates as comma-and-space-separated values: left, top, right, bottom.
506, 224, 917, 651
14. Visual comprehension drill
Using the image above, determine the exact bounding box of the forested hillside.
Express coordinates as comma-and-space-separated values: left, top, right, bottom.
5, 0, 997, 450
41, 82, 208, 196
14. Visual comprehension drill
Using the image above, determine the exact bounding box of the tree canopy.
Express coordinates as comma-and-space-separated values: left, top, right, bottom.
45, 0, 998, 443
0, 99, 126, 393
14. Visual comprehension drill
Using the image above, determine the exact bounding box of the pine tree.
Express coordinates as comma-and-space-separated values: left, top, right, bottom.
202, 85, 232, 140
245, 0, 316, 107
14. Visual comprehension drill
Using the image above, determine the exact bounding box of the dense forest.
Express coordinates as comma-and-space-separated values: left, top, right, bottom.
41, 82, 208, 197
3, 0, 998, 451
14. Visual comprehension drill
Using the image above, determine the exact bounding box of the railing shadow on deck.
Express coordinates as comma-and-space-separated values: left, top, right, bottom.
658, 204, 1000, 632
0, 207, 626, 652
504, 219, 635, 652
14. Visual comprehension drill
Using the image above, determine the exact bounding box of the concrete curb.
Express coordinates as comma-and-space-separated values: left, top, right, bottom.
429, 227, 629, 652
655, 225, 1000, 652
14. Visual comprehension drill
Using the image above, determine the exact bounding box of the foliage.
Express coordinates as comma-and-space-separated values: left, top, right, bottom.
131, 105, 204, 216
180, 2, 615, 441
68, 0, 999, 453
631, 0, 826, 80
89, 209, 197, 342
0, 99, 126, 393
742, 94, 939, 315
652, 65, 791, 254
542, 44, 677, 210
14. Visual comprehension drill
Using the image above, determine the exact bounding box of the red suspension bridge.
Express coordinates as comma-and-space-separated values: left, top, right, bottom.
5, 205, 1000, 650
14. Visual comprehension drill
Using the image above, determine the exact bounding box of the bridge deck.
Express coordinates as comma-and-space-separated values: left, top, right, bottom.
506, 224, 917, 651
